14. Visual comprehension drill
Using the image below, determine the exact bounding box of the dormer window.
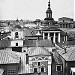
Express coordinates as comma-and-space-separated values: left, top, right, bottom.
15, 32, 18, 38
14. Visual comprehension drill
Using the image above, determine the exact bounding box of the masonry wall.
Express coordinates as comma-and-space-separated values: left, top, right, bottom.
52, 50, 66, 75
0, 64, 19, 75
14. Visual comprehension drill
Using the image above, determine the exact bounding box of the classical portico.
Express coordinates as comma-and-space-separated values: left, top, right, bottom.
43, 31, 60, 43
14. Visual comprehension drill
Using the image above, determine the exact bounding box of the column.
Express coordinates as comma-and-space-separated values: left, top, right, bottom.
64, 36, 65, 42
58, 33, 60, 43
43, 33, 45, 39
66, 35, 67, 41
48, 33, 50, 39
48, 56, 51, 75
53, 33, 56, 43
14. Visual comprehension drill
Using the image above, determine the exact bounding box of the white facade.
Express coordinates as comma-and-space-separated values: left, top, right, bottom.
11, 40, 23, 47
11, 31, 23, 39
11, 25, 23, 47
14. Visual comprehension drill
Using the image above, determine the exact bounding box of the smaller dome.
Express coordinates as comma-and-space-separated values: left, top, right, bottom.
46, 9, 52, 13
14, 25, 22, 29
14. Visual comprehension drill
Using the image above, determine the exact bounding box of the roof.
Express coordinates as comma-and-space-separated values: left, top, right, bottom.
14, 25, 22, 29
57, 40, 75, 48
23, 40, 36, 47
57, 47, 75, 61
28, 47, 51, 56
36, 39, 54, 47
0, 50, 20, 64
23, 39, 54, 47
58, 17, 73, 21
0, 39, 11, 49
23, 27, 36, 36
0, 32, 10, 39
42, 26, 61, 31
46, 8, 52, 13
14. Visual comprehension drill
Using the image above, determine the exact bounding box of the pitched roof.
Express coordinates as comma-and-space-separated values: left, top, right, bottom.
0, 39, 11, 49
23, 27, 36, 36
0, 50, 20, 64
36, 39, 54, 47
23, 40, 36, 47
57, 47, 75, 61
42, 26, 61, 31
23, 39, 54, 47
28, 47, 51, 56
57, 41, 75, 48
0, 32, 10, 39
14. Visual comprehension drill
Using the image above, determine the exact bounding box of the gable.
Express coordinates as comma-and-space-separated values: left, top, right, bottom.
29, 47, 51, 56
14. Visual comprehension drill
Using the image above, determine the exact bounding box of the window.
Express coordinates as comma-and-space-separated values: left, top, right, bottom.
16, 43, 18, 46
41, 67, 44, 72
71, 68, 75, 75
38, 62, 40, 66
34, 68, 37, 73
15, 32, 18, 38
56, 65, 62, 71
26, 54, 29, 64
7, 70, 16, 75
44, 33, 48, 39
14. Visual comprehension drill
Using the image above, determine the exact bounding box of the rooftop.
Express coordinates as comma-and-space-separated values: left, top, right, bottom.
57, 46, 75, 61
28, 47, 52, 56
23, 39, 54, 47
0, 50, 20, 64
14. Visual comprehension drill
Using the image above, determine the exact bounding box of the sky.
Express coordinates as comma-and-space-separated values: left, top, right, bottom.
0, 0, 74, 21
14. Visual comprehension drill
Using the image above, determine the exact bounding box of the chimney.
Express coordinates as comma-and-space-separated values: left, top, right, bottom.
64, 48, 67, 53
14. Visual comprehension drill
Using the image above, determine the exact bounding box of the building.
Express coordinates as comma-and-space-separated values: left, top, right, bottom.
29, 46, 52, 75
58, 17, 74, 28
52, 43, 75, 75
0, 50, 20, 75
0, 23, 55, 75
0, 0, 74, 75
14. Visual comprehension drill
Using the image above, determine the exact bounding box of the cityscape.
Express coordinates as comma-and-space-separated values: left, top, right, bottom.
0, 0, 74, 75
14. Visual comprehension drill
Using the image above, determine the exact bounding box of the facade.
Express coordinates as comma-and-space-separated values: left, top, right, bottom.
29, 47, 52, 75
11, 25, 23, 47
42, 27, 61, 43
0, 23, 55, 75
58, 17, 74, 28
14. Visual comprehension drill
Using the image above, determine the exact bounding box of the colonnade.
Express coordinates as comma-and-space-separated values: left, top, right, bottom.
43, 32, 60, 43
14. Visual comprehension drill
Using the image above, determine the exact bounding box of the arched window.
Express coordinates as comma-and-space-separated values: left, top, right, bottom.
38, 57, 42, 60
15, 32, 18, 38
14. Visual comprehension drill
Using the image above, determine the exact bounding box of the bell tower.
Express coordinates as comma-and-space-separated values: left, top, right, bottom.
44, 0, 54, 20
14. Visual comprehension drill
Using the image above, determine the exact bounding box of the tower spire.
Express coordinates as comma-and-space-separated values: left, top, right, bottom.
48, 0, 50, 9
44, 0, 54, 21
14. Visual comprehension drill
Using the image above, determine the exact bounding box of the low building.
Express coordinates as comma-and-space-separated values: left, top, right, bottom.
52, 46, 75, 75
0, 50, 20, 75
58, 17, 74, 28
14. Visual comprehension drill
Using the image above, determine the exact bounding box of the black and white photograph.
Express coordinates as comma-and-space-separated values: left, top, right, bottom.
0, 0, 74, 75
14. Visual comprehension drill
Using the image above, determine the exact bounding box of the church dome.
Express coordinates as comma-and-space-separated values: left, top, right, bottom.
46, 9, 52, 13
14, 25, 22, 29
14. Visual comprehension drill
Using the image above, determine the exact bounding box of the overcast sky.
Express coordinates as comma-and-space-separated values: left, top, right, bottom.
0, 0, 74, 21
